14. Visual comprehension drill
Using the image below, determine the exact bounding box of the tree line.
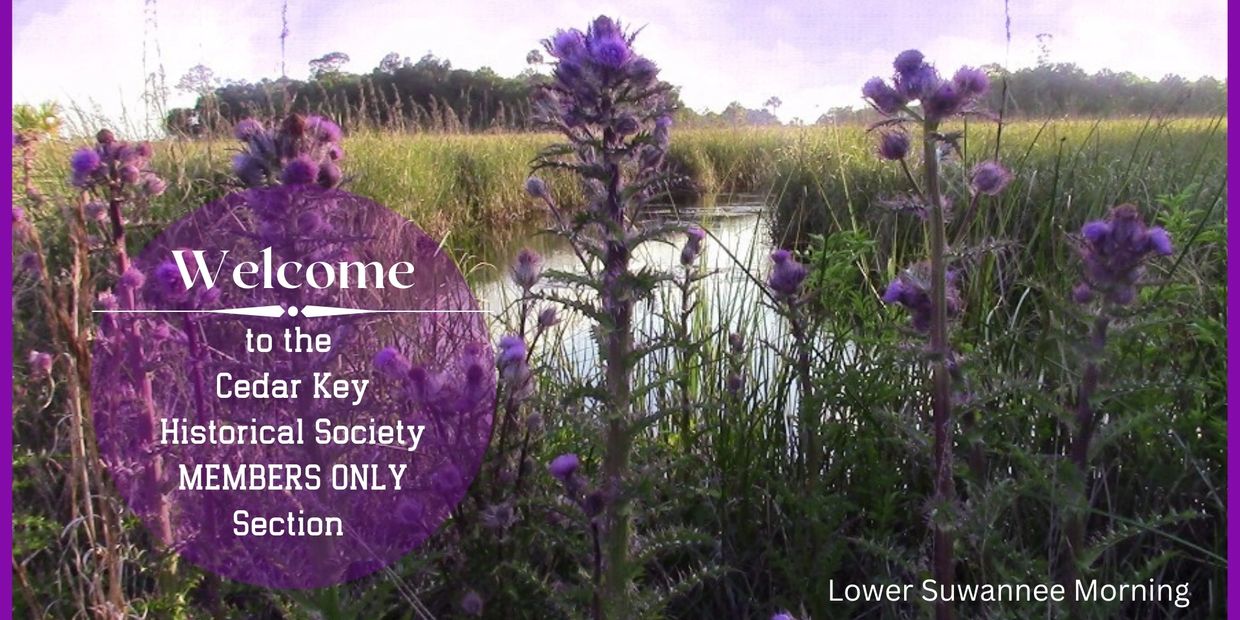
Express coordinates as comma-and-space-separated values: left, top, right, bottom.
165, 55, 1226, 135
819, 63, 1226, 125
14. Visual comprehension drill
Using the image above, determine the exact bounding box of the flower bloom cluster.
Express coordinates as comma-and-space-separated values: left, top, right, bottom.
528, 15, 672, 215
512, 248, 544, 292
1073, 204, 1173, 305
877, 130, 910, 160
882, 263, 964, 333
496, 335, 533, 401
680, 226, 706, 265
373, 343, 492, 416
70, 129, 167, 196
863, 49, 1004, 176
460, 590, 484, 616
969, 161, 1013, 196
141, 259, 223, 308
232, 114, 344, 189
547, 452, 604, 520
539, 17, 661, 131
768, 249, 808, 298
548, 453, 580, 483
863, 50, 990, 123
27, 350, 53, 378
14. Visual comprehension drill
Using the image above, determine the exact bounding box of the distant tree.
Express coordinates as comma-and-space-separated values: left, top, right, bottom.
12, 102, 62, 141
175, 64, 222, 135
379, 52, 410, 73
176, 64, 219, 97
526, 49, 545, 66
309, 52, 351, 78
764, 96, 782, 112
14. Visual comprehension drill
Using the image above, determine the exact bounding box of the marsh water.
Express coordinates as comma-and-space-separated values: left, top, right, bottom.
469, 194, 789, 375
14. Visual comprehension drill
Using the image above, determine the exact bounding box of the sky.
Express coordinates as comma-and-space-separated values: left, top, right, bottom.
12, 0, 1229, 130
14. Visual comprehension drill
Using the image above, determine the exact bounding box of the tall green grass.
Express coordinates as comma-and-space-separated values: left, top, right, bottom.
21, 118, 1225, 257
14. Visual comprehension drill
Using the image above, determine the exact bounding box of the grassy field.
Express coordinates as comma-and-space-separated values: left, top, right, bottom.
11, 115, 1228, 618
19, 117, 1226, 254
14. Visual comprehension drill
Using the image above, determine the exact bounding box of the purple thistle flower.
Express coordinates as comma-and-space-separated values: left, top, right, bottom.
142, 174, 167, 197
627, 57, 659, 88
768, 249, 808, 298
589, 31, 632, 69
305, 115, 343, 144
771, 613, 797, 620
1148, 227, 1174, 256
922, 82, 965, 121
1082, 221, 1110, 244
234, 118, 264, 141
537, 306, 559, 328
953, 66, 990, 97
680, 226, 706, 265
1075, 204, 1173, 306
547, 29, 587, 60
84, 201, 106, 220
18, 252, 40, 276
281, 156, 318, 185
480, 502, 517, 531
497, 335, 527, 369
511, 248, 544, 291
881, 277, 907, 304
461, 591, 484, 616
27, 350, 53, 378
895, 63, 940, 100
893, 49, 925, 75
1071, 282, 1095, 304
969, 161, 1013, 196
119, 164, 141, 185
149, 261, 189, 302
70, 148, 101, 176
882, 264, 963, 333
373, 347, 412, 380
12, 206, 24, 225
118, 267, 145, 290
70, 148, 101, 186
548, 453, 580, 482
525, 176, 548, 199
877, 130, 910, 160
97, 291, 118, 311
233, 154, 266, 187
862, 77, 907, 115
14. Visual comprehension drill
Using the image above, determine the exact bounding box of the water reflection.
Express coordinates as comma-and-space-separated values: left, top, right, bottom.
470, 195, 788, 373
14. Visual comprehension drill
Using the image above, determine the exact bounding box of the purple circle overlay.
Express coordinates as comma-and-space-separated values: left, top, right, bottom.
91, 187, 494, 589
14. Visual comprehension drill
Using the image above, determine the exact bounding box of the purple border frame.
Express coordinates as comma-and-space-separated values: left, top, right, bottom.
1, 3, 1234, 616
4, 0, 16, 612
1228, 1, 1236, 613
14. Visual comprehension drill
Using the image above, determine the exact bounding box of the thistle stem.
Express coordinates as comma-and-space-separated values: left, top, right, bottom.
1064, 314, 1109, 606
923, 125, 956, 620
600, 156, 634, 619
